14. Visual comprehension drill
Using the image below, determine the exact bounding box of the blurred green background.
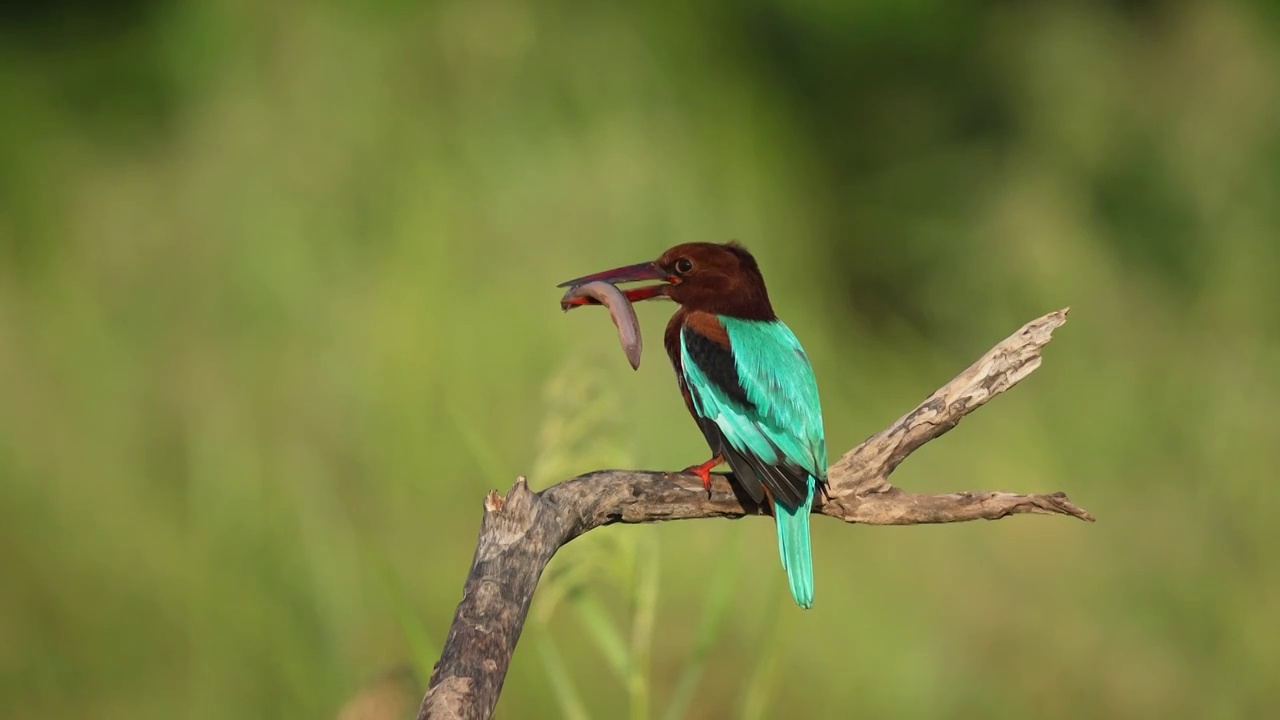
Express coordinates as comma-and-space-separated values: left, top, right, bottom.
2, 0, 1278, 718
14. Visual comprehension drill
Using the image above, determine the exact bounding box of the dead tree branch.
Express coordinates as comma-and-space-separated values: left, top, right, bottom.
418, 308, 1089, 720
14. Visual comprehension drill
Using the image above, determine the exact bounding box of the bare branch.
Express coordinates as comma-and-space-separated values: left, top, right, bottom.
418, 308, 1088, 720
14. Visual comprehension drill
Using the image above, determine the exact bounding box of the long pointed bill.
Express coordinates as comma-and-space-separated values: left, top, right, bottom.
556, 260, 674, 307
556, 261, 669, 289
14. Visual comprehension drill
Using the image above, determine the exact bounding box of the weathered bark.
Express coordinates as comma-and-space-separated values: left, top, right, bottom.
419, 308, 1090, 720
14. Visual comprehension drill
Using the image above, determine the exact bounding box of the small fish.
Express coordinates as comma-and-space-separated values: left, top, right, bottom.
560, 280, 643, 370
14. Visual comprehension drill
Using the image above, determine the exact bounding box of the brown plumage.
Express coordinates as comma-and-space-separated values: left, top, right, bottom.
654, 242, 777, 321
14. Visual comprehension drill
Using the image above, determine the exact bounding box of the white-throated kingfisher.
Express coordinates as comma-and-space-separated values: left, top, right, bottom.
558, 241, 827, 609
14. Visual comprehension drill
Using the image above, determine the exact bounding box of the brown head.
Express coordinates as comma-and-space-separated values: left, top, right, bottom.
557, 241, 776, 320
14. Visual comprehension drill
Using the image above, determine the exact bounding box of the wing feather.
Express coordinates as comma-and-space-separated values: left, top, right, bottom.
680, 317, 826, 510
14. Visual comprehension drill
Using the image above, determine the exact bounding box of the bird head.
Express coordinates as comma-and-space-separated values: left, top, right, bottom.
557, 241, 776, 320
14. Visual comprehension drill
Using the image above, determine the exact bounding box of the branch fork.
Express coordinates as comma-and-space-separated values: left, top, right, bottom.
419, 308, 1090, 720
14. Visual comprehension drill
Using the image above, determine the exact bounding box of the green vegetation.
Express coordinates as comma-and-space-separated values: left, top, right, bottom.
2, 1, 1278, 718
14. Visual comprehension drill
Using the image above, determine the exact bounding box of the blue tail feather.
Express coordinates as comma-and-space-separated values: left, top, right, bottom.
774, 480, 816, 609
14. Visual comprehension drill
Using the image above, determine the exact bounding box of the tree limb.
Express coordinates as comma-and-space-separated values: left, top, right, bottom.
418, 308, 1089, 720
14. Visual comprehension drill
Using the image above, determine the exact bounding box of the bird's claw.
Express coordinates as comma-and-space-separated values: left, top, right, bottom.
678, 454, 724, 499
681, 463, 714, 498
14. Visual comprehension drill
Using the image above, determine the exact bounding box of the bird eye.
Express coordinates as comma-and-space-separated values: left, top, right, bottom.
675, 258, 693, 274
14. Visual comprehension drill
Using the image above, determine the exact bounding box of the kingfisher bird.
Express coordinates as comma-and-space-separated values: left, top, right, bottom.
558, 242, 827, 609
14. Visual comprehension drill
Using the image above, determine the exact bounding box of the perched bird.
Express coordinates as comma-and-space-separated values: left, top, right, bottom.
559, 242, 827, 608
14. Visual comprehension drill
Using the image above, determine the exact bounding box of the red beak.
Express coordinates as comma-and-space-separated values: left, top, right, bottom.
557, 260, 675, 306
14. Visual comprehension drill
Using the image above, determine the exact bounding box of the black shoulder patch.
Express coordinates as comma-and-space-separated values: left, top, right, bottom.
681, 325, 754, 411
681, 327, 813, 510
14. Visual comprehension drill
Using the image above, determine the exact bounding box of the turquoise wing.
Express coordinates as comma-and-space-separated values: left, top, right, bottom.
679, 316, 827, 508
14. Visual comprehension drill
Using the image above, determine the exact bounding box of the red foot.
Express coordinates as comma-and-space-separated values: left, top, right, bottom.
682, 454, 724, 494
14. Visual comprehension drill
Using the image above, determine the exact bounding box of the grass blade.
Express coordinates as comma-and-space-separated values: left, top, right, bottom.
629, 534, 660, 720
537, 634, 591, 720
738, 593, 788, 720
573, 590, 632, 683
372, 553, 437, 687
661, 534, 743, 720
